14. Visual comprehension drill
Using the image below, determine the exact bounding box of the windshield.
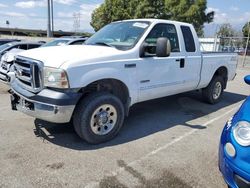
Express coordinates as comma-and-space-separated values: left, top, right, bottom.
85, 21, 150, 50
41, 39, 70, 47
0, 43, 13, 51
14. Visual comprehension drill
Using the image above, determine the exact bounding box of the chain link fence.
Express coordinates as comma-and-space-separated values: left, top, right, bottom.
200, 37, 250, 67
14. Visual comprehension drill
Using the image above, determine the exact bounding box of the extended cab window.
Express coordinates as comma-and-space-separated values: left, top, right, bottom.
145, 23, 180, 55
181, 26, 196, 52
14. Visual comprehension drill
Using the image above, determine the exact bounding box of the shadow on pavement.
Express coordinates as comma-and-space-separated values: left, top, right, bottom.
34, 91, 247, 150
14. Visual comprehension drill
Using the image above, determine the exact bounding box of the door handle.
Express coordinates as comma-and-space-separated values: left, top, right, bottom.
176, 58, 185, 68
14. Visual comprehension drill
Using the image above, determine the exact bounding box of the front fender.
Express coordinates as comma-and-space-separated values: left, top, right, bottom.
67, 66, 138, 105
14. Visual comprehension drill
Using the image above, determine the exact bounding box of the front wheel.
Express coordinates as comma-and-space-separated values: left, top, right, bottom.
202, 76, 225, 104
73, 92, 125, 144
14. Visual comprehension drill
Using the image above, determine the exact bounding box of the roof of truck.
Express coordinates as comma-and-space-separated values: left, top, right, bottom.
114, 18, 193, 27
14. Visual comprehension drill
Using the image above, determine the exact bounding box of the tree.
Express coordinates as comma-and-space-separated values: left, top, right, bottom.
164, 0, 214, 36
90, 0, 133, 31
90, 0, 214, 36
242, 21, 250, 48
216, 23, 235, 47
217, 23, 235, 37
135, 0, 165, 19
242, 21, 250, 37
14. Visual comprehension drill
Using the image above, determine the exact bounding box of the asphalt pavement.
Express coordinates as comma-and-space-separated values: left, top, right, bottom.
0, 65, 250, 188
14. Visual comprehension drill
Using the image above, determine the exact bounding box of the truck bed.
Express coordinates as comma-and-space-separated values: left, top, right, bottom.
198, 52, 238, 89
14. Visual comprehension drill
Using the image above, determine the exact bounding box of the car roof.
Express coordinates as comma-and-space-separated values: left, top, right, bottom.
48, 38, 87, 45
52, 38, 87, 41
68, 38, 87, 42
0, 39, 20, 42
8, 41, 42, 46
114, 18, 193, 27
60, 36, 88, 39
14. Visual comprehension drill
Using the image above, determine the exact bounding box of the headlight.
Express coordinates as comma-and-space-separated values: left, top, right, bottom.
44, 67, 69, 88
233, 121, 250, 146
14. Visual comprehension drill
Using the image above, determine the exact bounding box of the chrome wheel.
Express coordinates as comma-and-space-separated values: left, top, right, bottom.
90, 104, 117, 135
213, 82, 222, 100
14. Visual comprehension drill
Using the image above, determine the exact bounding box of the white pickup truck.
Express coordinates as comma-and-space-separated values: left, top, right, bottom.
10, 19, 237, 144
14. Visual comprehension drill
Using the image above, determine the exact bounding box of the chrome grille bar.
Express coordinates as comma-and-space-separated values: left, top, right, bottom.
14, 56, 43, 93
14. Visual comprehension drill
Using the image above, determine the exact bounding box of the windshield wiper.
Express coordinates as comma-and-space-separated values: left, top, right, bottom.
92, 42, 114, 48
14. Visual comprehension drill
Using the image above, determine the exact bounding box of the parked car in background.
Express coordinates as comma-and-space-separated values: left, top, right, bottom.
0, 42, 42, 83
219, 75, 250, 188
41, 37, 88, 47
0, 41, 42, 59
0, 39, 21, 46
60, 36, 89, 39
221, 46, 236, 53
0, 38, 88, 84
234, 47, 245, 55
238, 48, 250, 56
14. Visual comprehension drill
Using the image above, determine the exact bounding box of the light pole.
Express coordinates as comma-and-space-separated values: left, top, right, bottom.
243, 21, 250, 67
47, 0, 52, 37
51, 0, 54, 37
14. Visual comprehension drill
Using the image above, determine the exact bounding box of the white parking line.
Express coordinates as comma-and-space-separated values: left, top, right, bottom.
112, 105, 239, 176
144, 106, 238, 157
85, 104, 240, 187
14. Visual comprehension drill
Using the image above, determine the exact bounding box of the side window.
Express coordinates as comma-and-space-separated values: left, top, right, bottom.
181, 26, 196, 52
28, 44, 40, 49
70, 40, 85, 45
145, 23, 180, 55
18, 44, 28, 50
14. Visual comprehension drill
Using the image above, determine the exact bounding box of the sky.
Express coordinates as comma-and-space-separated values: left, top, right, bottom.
0, 0, 249, 37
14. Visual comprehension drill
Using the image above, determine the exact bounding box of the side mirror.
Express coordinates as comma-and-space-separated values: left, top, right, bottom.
244, 75, 250, 85
156, 37, 171, 57
139, 42, 147, 58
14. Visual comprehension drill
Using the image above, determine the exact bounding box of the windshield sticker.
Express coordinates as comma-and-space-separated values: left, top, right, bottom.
133, 22, 149, 29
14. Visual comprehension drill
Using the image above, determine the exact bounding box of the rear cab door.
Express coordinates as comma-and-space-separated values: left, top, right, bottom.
179, 24, 202, 90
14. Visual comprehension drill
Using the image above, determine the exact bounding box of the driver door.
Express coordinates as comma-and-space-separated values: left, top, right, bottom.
137, 23, 185, 102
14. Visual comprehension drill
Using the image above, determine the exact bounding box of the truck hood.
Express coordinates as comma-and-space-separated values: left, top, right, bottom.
18, 45, 128, 68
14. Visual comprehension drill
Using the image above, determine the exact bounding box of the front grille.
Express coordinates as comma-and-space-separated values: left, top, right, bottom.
1, 61, 8, 70
0, 71, 7, 82
14, 56, 43, 93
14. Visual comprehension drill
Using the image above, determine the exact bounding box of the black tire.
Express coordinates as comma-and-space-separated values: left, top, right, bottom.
202, 76, 225, 104
73, 92, 125, 144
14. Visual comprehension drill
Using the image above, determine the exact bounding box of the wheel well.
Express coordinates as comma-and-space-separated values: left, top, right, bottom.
214, 66, 228, 89
80, 79, 130, 113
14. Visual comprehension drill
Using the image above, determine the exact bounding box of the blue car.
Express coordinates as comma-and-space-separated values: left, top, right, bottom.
219, 75, 250, 188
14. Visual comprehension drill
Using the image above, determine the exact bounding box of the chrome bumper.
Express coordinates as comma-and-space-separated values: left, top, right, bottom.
11, 90, 75, 123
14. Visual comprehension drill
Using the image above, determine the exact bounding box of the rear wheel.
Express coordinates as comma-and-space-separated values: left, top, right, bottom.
73, 92, 125, 144
202, 76, 225, 104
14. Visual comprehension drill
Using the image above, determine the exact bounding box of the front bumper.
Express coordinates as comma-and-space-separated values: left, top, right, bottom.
11, 81, 82, 123
219, 127, 250, 188
219, 149, 250, 188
